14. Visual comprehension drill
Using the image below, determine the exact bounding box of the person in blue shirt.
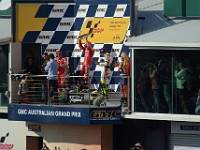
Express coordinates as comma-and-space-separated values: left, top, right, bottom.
45, 53, 59, 104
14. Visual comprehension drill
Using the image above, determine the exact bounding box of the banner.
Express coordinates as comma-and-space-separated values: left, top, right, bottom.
80, 18, 130, 43
8, 104, 122, 124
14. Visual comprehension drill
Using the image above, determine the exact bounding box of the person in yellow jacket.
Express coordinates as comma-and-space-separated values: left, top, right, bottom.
96, 48, 113, 99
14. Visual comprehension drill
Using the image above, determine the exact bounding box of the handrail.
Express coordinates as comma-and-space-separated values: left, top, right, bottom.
8, 74, 131, 111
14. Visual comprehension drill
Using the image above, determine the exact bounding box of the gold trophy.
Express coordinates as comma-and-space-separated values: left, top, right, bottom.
79, 29, 93, 39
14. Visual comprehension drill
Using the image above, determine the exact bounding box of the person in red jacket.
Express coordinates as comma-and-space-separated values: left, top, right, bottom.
55, 50, 67, 90
78, 38, 94, 77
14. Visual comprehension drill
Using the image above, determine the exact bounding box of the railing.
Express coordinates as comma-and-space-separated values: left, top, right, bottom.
8, 74, 131, 109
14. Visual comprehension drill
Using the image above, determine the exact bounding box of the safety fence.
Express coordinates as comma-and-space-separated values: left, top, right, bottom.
8, 74, 131, 108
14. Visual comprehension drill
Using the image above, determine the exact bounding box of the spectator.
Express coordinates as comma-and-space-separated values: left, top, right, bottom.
23, 57, 39, 75
174, 60, 189, 114
45, 53, 59, 103
149, 60, 162, 113
41, 52, 50, 74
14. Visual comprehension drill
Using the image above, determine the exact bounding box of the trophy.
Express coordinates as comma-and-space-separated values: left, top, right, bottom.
79, 29, 93, 39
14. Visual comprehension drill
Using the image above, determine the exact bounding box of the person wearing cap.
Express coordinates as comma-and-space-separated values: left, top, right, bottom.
55, 50, 67, 90
78, 37, 94, 77
96, 48, 113, 99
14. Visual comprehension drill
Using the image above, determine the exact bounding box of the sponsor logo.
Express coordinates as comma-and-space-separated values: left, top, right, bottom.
0, 144, 14, 150
116, 8, 124, 12
93, 28, 104, 33
79, 18, 129, 43
90, 110, 121, 119
18, 109, 27, 115
180, 125, 200, 131
96, 8, 106, 12
111, 48, 120, 52
69, 94, 84, 102
67, 35, 78, 39
59, 22, 72, 26
46, 49, 57, 53
78, 8, 87, 12
113, 34, 120, 40
74, 48, 100, 52
0, 133, 14, 150
74, 49, 82, 52
38, 35, 51, 40
52, 9, 64, 13
0, 133, 9, 143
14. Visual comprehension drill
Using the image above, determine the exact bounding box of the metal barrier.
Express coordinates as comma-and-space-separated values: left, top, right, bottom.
9, 74, 130, 108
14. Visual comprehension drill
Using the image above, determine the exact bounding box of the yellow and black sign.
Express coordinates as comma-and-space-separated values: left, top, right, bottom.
79, 18, 130, 43
90, 109, 121, 121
